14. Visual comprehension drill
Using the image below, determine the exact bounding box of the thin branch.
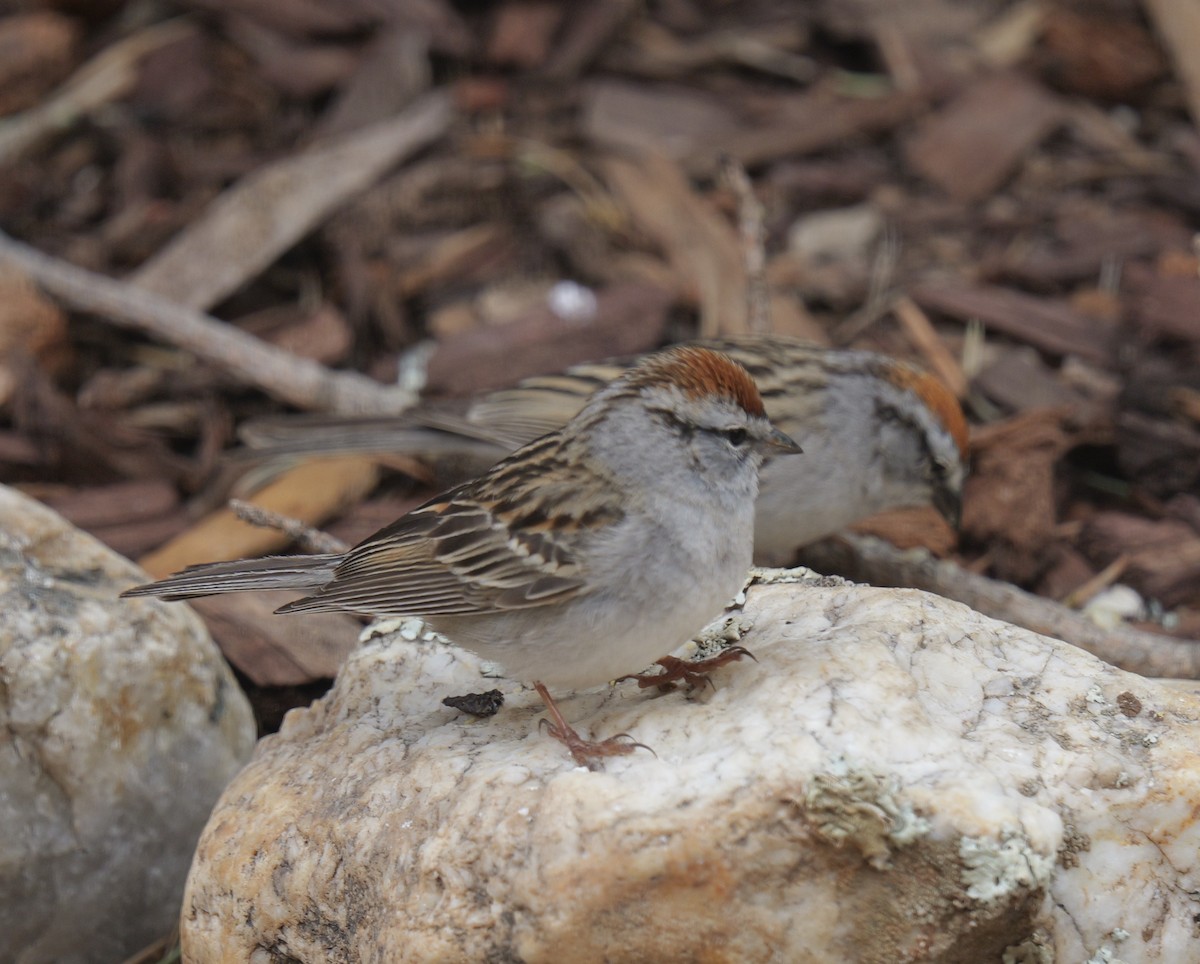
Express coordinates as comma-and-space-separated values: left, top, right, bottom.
0, 229, 417, 416
801, 534, 1200, 679
228, 499, 349, 554
720, 155, 770, 334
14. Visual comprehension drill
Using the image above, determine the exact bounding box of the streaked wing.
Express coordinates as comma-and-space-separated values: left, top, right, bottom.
461, 363, 628, 446
279, 432, 623, 617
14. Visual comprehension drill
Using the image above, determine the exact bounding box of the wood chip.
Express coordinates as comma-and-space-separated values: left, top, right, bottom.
904, 72, 1065, 201
313, 28, 431, 139
0, 11, 80, 115
960, 407, 1075, 583
129, 90, 453, 312
487, 1, 564, 67
424, 280, 674, 395
36, 478, 178, 529
0, 263, 69, 406
1080, 513, 1200, 609
1144, 0, 1200, 129
0, 19, 193, 165
137, 455, 380, 578
973, 346, 1087, 413
1129, 275, 1200, 342
601, 152, 747, 336
190, 592, 360, 687
911, 281, 1114, 364
892, 295, 967, 398
582, 80, 742, 163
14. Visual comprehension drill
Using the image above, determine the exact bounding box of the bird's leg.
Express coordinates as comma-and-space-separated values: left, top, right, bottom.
618, 646, 756, 693
534, 682, 649, 770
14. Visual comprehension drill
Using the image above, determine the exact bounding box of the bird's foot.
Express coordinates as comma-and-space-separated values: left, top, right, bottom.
618, 646, 756, 693
534, 681, 652, 770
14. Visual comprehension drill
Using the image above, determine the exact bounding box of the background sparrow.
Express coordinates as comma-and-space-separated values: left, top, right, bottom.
124, 347, 800, 767
236, 335, 968, 564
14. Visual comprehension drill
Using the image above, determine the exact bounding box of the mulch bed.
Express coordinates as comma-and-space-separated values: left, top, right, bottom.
3, 0, 1199, 733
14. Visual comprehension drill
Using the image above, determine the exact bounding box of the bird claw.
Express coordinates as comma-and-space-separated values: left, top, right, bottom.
619, 646, 756, 693
538, 718, 654, 770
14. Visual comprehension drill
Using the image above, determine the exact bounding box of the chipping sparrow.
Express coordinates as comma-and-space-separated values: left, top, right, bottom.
124, 347, 800, 767
237, 335, 969, 565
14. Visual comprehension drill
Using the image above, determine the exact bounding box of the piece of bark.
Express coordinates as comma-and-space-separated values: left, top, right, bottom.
543, 0, 638, 78
423, 280, 674, 396
973, 346, 1087, 413
582, 80, 743, 165
137, 456, 380, 579
0, 19, 194, 165
0, 230, 418, 417
224, 16, 359, 100
1116, 410, 1200, 498
35, 478, 179, 530
849, 505, 957, 556
190, 593, 360, 687
0, 12, 80, 115
236, 303, 353, 366
1144, 0, 1200, 130
961, 407, 1077, 584
1079, 513, 1200, 610
181, 0, 373, 37
313, 28, 431, 139
601, 152, 747, 336
990, 204, 1174, 290
904, 72, 1065, 201
394, 223, 514, 298
89, 511, 194, 561
129, 90, 452, 312
608, 18, 815, 83
1129, 275, 1200, 342
487, 1, 563, 67
0, 263, 70, 406
1037, 543, 1098, 603
911, 282, 1115, 364
713, 86, 928, 174
1039, 8, 1164, 99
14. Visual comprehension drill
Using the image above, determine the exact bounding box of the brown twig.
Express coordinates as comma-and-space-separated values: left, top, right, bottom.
0, 230, 417, 416
0, 19, 195, 165
892, 295, 968, 398
801, 534, 1200, 679
720, 155, 770, 334
1060, 554, 1129, 609
228, 500, 349, 554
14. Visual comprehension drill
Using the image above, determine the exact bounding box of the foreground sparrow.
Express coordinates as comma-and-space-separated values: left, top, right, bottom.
124, 347, 800, 767
237, 335, 969, 564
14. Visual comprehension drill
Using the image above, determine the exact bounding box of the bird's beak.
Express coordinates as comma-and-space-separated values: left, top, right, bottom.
933, 483, 962, 530
764, 427, 803, 455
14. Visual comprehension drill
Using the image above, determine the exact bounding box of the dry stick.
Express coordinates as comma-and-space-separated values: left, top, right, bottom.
720, 156, 770, 334
0, 230, 416, 416
228, 499, 349, 555
802, 534, 1200, 679
893, 294, 968, 398
0, 19, 195, 165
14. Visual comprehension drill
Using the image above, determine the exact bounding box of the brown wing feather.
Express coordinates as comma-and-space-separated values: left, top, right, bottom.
278, 432, 622, 617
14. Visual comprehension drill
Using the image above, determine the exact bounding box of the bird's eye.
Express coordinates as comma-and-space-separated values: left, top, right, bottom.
723, 428, 748, 446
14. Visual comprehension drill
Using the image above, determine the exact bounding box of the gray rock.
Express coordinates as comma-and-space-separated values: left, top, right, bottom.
0, 485, 256, 964
180, 569, 1200, 963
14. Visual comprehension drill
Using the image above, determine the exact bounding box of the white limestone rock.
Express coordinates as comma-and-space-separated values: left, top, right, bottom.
0, 485, 256, 964
181, 571, 1200, 963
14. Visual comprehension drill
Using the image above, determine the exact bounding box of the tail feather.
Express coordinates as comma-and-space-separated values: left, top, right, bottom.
121, 553, 341, 602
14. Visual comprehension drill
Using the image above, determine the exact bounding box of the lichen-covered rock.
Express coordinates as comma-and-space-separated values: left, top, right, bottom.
181, 570, 1200, 963
0, 485, 256, 964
